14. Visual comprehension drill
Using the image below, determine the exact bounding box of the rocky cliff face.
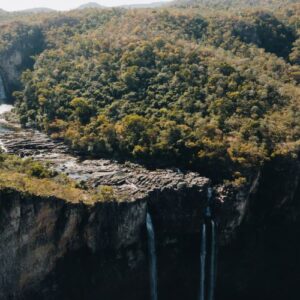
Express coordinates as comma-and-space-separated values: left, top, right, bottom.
0, 189, 149, 300
0, 27, 44, 101
1, 157, 299, 300
216, 156, 300, 300
0, 177, 210, 300
0, 50, 23, 100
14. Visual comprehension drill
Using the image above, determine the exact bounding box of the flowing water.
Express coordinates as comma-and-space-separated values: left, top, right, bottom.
207, 187, 213, 202
200, 186, 216, 300
199, 223, 206, 300
0, 104, 13, 117
146, 213, 158, 300
208, 220, 216, 300
0, 104, 14, 150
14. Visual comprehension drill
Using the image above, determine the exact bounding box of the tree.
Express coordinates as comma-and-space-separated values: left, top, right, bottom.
70, 97, 93, 124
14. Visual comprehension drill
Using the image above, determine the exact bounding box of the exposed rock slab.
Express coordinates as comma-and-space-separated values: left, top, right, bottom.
0, 125, 210, 201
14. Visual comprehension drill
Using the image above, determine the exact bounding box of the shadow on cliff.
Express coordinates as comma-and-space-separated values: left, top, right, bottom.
217, 156, 300, 300
18, 186, 209, 300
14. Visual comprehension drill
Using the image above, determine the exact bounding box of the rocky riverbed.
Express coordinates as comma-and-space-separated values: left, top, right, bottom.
0, 107, 210, 201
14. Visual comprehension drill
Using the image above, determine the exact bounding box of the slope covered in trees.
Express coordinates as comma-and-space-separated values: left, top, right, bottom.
0, 3, 298, 182
174, 0, 299, 10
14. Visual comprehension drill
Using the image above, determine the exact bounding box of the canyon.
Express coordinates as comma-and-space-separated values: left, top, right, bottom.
0, 3, 299, 298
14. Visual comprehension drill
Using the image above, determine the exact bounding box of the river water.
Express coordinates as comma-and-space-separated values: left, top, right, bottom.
0, 104, 14, 149
146, 213, 158, 300
0, 104, 13, 115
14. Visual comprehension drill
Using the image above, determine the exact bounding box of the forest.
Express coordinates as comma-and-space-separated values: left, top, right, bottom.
0, 0, 299, 183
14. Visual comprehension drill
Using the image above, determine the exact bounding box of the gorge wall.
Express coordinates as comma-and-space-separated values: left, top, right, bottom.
0, 177, 210, 300
217, 156, 300, 300
0, 154, 299, 300
0, 26, 44, 101
0, 50, 24, 100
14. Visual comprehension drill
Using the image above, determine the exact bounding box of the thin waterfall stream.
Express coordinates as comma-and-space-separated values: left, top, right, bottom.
208, 220, 216, 300
199, 187, 217, 300
146, 213, 158, 300
199, 222, 207, 300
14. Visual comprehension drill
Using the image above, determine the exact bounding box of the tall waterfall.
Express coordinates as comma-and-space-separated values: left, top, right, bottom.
199, 186, 217, 300
0, 75, 6, 101
207, 187, 213, 202
146, 213, 158, 300
208, 220, 216, 300
199, 223, 207, 300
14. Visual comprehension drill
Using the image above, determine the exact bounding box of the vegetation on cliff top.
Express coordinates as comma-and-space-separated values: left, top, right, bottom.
0, 154, 117, 203
0, 1, 299, 182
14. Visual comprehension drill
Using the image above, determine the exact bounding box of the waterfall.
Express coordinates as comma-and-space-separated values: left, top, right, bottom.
0, 75, 6, 101
199, 223, 206, 300
146, 213, 158, 300
208, 220, 217, 300
199, 186, 217, 300
207, 187, 213, 201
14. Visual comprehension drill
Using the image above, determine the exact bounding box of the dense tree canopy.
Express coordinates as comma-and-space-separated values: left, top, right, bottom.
0, 2, 298, 183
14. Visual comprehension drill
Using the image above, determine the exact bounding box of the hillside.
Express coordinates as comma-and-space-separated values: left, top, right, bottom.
19, 7, 56, 13
0, 4, 297, 183
0, 2, 300, 300
173, 0, 299, 9
77, 2, 105, 9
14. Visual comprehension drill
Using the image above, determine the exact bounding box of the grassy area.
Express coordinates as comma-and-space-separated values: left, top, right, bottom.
0, 170, 93, 203
0, 154, 119, 203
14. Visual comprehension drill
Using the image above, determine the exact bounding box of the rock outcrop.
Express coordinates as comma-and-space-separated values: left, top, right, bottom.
0, 26, 44, 101
0, 124, 209, 199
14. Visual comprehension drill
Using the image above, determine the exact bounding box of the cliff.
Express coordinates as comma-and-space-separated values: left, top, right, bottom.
0, 155, 299, 300
0, 175, 210, 300
0, 49, 24, 100
0, 121, 300, 299
0, 26, 44, 101
217, 156, 300, 300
